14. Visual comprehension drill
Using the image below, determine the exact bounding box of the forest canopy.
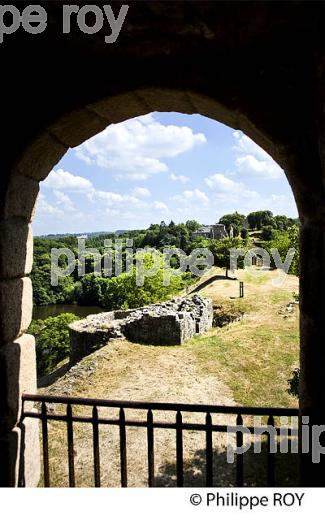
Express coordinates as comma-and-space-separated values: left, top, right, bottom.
31, 213, 299, 308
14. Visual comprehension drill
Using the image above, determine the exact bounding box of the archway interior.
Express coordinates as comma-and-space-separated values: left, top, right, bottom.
26, 111, 301, 487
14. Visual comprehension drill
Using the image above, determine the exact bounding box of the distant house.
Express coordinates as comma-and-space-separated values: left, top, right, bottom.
77, 234, 88, 240
191, 225, 212, 239
191, 223, 228, 240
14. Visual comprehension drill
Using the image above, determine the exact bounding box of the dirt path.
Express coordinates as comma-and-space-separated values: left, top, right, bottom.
41, 338, 237, 487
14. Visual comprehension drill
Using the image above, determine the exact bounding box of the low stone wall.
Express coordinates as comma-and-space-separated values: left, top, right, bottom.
69, 295, 213, 363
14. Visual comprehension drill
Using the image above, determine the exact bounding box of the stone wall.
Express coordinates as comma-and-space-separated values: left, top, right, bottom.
69, 295, 213, 363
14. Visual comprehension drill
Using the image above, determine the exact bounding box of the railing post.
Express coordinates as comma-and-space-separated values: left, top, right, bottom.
41, 402, 50, 487
176, 411, 184, 487
267, 415, 275, 486
119, 408, 127, 487
205, 412, 213, 486
147, 409, 154, 487
236, 414, 244, 486
92, 406, 101, 487
66, 403, 75, 487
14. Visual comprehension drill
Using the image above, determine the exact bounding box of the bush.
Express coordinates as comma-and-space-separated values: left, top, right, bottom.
240, 228, 248, 239
263, 225, 300, 275
260, 225, 275, 241
28, 313, 79, 376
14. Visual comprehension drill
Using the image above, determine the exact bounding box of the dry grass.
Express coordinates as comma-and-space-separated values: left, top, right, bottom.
39, 341, 237, 487
38, 268, 299, 487
196, 269, 299, 408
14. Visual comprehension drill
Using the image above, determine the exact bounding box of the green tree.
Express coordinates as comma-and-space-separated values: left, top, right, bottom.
100, 252, 194, 310
240, 228, 248, 239
28, 313, 79, 376
273, 215, 296, 231
77, 273, 103, 305
247, 210, 274, 230
219, 212, 246, 236
260, 225, 276, 241
265, 225, 299, 275
185, 220, 201, 232
209, 237, 247, 268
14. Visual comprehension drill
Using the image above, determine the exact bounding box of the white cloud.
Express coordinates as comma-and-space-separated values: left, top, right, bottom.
235, 154, 283, 180
233, 131, 283, 179
43, 168, 93, 191
104, 208, 121, 217
131, 187, 151, 198
89, 188, 144, 207
265, 194, 297, 215
75, 113, 207, 180
153, 201, 169, 212
35, 193, 65, 219
169, 173, 189, 183
172, 189, 210, 206
137, 114, 155, 124
89, 190, 125, 204
53, 190, 72, 205
205, 173, 242, 192
233, 131, 270, 161
204, 173, 260, 209
53, 190, 76, 212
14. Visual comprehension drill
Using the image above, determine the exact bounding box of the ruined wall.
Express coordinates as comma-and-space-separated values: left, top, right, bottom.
69, 295, 213, 363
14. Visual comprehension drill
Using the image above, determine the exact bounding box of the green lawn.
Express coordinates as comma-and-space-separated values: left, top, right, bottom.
187, 278, 299, 408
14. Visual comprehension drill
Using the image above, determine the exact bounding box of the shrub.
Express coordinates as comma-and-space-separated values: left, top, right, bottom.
28, 313, 79, 376
260, 225, 275, 241
240, 228, 248, 239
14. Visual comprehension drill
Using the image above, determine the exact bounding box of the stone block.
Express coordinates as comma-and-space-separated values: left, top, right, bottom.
0, 415, 40, 487
89, 91, 149, 124
0, 221, 33, 279
0, 334, 37, 434
49, 107, 109, 148
0, 278, 33, 344
187, 91, 239, 129
137, 88, 194, 114
2, 174, 39, 221
13, 132, 67, 182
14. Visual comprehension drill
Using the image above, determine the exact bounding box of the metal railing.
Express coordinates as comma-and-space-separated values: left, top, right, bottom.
22, 393, 299, 487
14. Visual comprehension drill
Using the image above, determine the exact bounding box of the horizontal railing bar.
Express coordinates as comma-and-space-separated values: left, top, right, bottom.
22, 411, 298, 435
22, 393, 299, 416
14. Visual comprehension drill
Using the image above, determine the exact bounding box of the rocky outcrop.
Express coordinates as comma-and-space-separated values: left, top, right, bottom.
69, 295, 213, 363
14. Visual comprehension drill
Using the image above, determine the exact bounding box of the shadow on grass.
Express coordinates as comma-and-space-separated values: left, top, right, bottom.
189, 274, 237, 294
37, 361, 71, 388
155, 444, 299, 487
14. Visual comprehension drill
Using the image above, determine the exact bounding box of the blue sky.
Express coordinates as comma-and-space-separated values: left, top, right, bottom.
33, 112, 298, 235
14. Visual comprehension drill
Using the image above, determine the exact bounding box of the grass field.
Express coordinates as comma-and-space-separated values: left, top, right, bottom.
38, 268, 299, 487
191, 268, 299, 408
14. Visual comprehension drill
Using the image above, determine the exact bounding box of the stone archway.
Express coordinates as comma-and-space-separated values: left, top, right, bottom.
0, 1, 324, 486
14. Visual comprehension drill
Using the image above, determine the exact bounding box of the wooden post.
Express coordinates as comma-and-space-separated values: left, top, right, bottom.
239, 281, 244, 298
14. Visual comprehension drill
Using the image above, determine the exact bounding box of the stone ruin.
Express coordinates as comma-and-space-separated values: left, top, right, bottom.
69, 294, 213, 364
